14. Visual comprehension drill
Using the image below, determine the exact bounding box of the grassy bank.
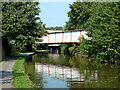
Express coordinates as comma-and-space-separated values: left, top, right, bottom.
12, 57, 35, 88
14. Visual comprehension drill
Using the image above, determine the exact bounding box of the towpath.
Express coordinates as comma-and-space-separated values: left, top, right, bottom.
0, 52, 34, 89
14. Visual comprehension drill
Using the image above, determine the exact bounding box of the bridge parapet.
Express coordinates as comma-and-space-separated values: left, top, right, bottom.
36, 30, 88, 44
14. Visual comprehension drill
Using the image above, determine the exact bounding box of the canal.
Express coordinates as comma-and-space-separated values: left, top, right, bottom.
24, 53, 119, 88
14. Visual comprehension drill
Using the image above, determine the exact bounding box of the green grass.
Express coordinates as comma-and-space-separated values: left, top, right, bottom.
10, 52, 21, 57
12, 57, 35, 88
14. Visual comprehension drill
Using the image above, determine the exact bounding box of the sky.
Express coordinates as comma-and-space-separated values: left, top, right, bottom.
39, 2, 73, 27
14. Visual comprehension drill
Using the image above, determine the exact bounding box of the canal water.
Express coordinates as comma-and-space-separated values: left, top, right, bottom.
24, 53, 119, 88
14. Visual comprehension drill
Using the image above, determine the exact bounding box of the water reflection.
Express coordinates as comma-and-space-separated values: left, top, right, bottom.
24, 53, 120, 88
35, 63, 98, 83
48, 54, 60, 60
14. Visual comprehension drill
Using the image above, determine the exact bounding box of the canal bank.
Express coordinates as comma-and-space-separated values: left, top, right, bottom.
0, 52, 35, 89
12, 56, 36, 88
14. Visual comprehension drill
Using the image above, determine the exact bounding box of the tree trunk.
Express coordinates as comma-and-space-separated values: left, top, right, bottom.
26, 44, 32, 52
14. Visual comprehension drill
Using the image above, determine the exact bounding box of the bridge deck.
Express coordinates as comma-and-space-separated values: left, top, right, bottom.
36, 30, 88, 44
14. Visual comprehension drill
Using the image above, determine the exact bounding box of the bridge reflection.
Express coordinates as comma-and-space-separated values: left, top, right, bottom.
35, 63, 98, 83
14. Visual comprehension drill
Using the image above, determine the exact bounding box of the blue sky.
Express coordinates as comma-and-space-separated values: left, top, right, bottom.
39, 2, 73, 27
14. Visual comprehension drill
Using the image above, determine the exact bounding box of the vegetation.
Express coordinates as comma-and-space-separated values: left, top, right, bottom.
10, 52, 21, 57
2, 2, 46, 53
2, 1, 119, 64
60, 44, 80, 57
60, 44, 73, 55
24, 56, 43, 88
46, 26, 63, 30
12, 57, 36, 88
2, 1, 119, 89
65, 2, 92, 30
65, 2, 120, 63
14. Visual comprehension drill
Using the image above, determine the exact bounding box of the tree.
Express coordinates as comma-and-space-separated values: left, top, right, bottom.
65, 2, 93, 30
66, 2, 120, 63
80, 2, 120, 63
46, 26, 63, 30
2, 2, 46, 52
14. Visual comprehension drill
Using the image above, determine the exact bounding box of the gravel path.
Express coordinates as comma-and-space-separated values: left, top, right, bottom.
0, 52, 34, 89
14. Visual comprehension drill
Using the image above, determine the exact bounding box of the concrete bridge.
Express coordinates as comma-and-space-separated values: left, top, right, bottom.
36, 30, 88, 44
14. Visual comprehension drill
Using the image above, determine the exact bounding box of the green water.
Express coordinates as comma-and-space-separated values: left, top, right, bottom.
24, 53, 120, 88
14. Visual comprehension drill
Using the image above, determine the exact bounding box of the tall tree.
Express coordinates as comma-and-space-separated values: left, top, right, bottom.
80, 2, 120, 62
2, 2, 46, 52
65, 2, 92, 30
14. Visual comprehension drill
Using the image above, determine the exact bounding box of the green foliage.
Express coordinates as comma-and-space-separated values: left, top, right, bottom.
2, 2, 46, 52
65, 2, 93, 30
84, 2, 120, 62
10, 52, 21, 56
60, 44, 80, 56
36, 44, 48, 50
66, 2, 120, 63
46, 26, 63, 30
69, 44, 76, 54
32, 44, 38, 51
60, 44, 72, 55
15, 41, 26, 52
